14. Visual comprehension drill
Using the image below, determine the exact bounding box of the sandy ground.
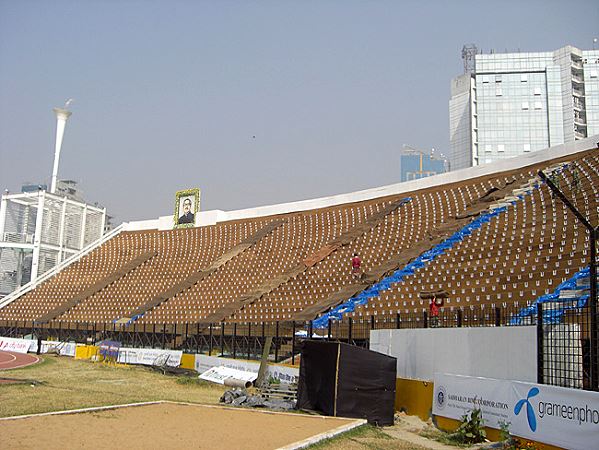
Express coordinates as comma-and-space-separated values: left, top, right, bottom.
0, 402, 360, 450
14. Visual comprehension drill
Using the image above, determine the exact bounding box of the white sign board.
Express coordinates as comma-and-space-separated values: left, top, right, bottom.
194, 354, 298, 384
199, 366, 258, 385
370, 327, 536, 382
117, 347, 182, 367
0, 336, 34, 354
433, 373, 599, 450
29, 340, 77, 357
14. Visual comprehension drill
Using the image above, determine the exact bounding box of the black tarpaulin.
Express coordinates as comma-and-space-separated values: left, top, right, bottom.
296, 340, 397, 425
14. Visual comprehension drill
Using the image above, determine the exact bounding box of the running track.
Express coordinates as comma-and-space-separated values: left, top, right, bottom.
0, 350, 39, 371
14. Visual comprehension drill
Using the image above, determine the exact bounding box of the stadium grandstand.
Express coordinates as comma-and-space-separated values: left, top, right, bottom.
0, 136, 598, 391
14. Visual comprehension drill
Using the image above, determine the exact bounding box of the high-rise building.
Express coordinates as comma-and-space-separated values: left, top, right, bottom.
449, 45, 599, 170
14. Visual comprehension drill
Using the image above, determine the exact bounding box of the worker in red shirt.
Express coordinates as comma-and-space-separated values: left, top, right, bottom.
429, 295, 444, 328
351, 253, 362, 279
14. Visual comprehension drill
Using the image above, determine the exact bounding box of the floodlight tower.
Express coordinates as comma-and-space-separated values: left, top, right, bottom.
50, 99, 73, 194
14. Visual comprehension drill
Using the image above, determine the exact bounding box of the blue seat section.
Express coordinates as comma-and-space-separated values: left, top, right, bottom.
312, 189, 541, 329
510, 267, 591, 325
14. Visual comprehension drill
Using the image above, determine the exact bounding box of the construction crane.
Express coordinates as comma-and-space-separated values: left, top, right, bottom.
401, 145, 449, 181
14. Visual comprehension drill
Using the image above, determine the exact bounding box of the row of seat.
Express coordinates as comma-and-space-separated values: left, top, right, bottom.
0, 149, 596, 326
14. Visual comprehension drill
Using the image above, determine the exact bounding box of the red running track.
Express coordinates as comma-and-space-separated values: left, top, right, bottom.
0, 350, 39, 371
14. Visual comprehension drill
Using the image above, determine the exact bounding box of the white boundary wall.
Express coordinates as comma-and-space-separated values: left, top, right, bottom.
370, 327, 537, 382
123, 135, 598, 231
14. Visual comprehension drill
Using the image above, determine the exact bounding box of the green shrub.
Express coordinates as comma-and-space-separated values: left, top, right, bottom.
450, 407, 487, 444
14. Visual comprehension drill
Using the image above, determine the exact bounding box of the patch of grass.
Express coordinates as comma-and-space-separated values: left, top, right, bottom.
175, 375, 211, 387
0, 356, 223, 418
420, 428, 472, 447
306, 424, 392, 449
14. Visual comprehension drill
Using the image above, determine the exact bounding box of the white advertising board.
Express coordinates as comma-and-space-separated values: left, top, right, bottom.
0, 337, 77, 356
194, 354, 298, 384
0, 336, 34, 354
29, 340, 77, 356
433, 373, 599, 450
117, 347, 182, 367
199, 366, 258, 385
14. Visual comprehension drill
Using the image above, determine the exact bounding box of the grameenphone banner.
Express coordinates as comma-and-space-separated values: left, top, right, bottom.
433, 373, 599, 450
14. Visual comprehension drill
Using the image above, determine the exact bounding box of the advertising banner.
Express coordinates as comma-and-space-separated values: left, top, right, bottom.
433, 373, 599, 450
194, 354, 298, 384
117, 347, 182, 367
199, 366, 258, 385
99, 341, 121, 360
31, 340, 77, 356
0, 336, 34, 354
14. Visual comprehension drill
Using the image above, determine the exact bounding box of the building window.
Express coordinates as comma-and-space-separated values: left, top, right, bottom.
524, 144, 531, 152
521, 74, 528, 82
495, 75, 502, 83
534, 88, 542, 96
485, 145, 493, 153
497, 144, 505, 152
590, 70, 598, 79
534, 102, 543, 110
521, 102, 529, 110
496, 88, 503, 96
482, 75, 490, 83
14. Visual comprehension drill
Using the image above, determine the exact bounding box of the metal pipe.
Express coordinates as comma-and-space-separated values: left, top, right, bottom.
291, 321, 296, 365
232, 323, 237, 359
537, 303, 544, 384
590, 229, 598, 390
223, 378, 252, 389
275, 322, 279, 362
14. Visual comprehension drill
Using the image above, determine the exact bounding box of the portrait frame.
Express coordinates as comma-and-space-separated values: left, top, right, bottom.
173, 188, 200, 229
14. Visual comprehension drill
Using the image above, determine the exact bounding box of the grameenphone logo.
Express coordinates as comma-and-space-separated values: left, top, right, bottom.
514, 387, 539, 432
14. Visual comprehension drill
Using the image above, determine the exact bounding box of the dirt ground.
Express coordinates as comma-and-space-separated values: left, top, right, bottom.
0, 402, 361, 450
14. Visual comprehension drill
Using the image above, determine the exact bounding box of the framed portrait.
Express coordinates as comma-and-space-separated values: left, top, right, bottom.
173, 188, 200, 229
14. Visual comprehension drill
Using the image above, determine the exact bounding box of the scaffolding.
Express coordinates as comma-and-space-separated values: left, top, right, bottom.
0, 190, 106, 297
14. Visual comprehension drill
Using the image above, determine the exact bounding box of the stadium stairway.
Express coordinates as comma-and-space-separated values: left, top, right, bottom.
307, 166, 568, 327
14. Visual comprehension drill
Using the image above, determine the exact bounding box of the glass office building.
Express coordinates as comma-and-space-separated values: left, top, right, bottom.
449, 45, 599, 170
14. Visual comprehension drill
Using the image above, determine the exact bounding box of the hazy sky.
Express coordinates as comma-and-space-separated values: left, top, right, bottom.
1, 1, 597, 224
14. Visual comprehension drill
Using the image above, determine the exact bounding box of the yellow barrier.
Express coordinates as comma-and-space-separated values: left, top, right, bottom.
180, 353, 195, 370
395, 377, 433, 421
75, 344, 98, 360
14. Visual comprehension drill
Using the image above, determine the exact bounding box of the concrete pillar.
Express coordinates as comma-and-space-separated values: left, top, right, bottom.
100, 207, 107, 236
50, 108, 72, 194
31, 191, 45, 281
57, 198, 67, 263
79, 204, 87, 249
0, 195, 7, 238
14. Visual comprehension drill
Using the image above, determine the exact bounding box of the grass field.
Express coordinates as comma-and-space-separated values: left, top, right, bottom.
0, 355, 222, 418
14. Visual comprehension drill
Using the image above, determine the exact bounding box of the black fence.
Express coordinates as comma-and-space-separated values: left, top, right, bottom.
1, 303, 597, 391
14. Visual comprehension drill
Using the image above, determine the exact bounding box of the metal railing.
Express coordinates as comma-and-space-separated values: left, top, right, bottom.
1, 302, 596, 390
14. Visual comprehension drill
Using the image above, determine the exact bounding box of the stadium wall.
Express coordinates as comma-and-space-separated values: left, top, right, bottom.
370, 327, 537, 382
122, 135, 598, 231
